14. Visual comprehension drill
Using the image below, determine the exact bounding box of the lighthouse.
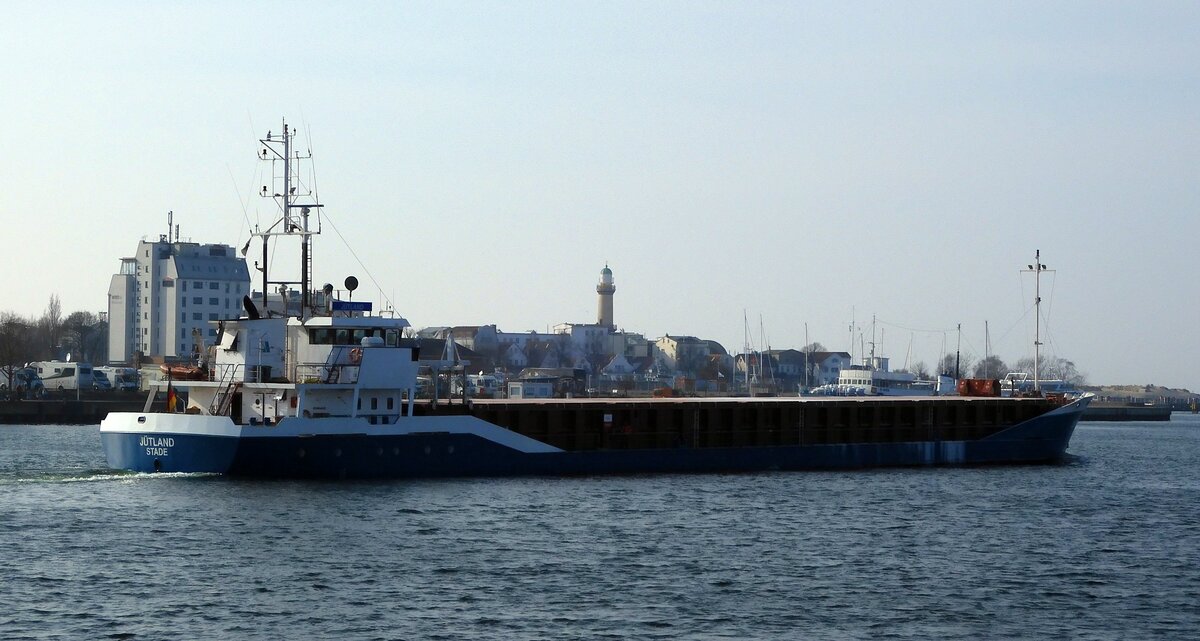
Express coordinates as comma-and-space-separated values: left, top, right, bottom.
596, 264, 616, 329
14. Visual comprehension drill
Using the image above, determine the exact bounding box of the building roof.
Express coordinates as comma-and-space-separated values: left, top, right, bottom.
516, 367, 586, 380
414, 338, 489, 369
171, 255, 250, 281
658, 334, 702, 343
808, 351, 852, 364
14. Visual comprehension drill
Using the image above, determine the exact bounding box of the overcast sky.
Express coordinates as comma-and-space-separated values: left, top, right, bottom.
2, 1, 1197, 389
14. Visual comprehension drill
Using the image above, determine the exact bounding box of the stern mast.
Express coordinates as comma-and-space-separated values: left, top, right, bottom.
1023, 250, 1051, 394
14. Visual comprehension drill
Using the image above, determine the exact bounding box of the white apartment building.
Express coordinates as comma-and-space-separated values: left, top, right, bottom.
108, 236, 250, 364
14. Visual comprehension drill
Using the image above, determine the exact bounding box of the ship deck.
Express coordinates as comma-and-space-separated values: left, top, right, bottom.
464, 395, 1053, 405
417, 395, 1064, 452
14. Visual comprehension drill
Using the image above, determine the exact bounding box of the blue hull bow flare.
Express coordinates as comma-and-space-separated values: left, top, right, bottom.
101, 395, 1090, 479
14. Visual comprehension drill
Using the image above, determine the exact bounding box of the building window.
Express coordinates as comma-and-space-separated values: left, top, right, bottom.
193, 313, 202, 321
371, 398, 378, 410
209, 282, 218, 289
193, 281, 203, 288
208, 313, 218, 320
209, 298, 218, 306
193, 297, 202, 305
387, 397, 394, 410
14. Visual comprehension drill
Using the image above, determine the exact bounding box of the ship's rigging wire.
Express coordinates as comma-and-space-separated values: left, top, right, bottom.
299, 121, 397, 313
321, 212, 395, 313
1039, 270, 1059, 362
226, 164, 255, 249
874, 318, 956, 334
246, 111, 263, 232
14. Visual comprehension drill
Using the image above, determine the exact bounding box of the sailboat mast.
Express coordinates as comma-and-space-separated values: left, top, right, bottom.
869, 314, 877, 369
984, 320, 991, 378
804, 322, 809, 389
743, 309, 750, 392
955, 323, 961, 379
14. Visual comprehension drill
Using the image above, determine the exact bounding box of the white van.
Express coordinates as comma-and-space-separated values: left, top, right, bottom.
97, 366, 139, 391
32, 361, 95, 391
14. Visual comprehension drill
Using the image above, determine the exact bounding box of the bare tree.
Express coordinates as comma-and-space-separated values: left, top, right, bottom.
937, 352, 974, 378
908, 361, 931, 379
973, 355, 1009, 379
63, 311, 100, 362
38, 295, 63, 357
1013, 356, 1087, 386
0, 313, 36, 391
801, 342, 826, 353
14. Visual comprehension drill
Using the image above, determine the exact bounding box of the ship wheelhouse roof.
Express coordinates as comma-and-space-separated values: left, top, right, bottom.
287, 315, 412, 348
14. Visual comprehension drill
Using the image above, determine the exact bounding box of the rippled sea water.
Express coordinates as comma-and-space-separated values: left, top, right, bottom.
2, 416, 1199, 640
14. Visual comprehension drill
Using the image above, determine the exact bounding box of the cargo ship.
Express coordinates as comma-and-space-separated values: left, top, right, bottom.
99, 121, 1092, 479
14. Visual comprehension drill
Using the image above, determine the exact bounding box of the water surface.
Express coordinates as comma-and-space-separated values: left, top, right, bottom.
2, 416, 1198, 639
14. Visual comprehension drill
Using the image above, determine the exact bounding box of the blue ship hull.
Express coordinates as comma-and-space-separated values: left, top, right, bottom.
101, 398, 1085, 479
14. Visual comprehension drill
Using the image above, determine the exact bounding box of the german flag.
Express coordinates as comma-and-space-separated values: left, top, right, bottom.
166, 378, 178, 413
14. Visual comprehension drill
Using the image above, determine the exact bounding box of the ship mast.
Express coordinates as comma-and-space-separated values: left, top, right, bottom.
253, 118, 323, 318
1023, 250, 1051, 393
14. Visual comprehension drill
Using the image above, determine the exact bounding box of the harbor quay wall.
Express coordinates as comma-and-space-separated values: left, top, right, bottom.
1080, 403, 1173, 422
0, 395, 147, 425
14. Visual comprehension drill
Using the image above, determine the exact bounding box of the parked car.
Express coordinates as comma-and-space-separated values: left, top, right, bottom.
92, 370, 113, 391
